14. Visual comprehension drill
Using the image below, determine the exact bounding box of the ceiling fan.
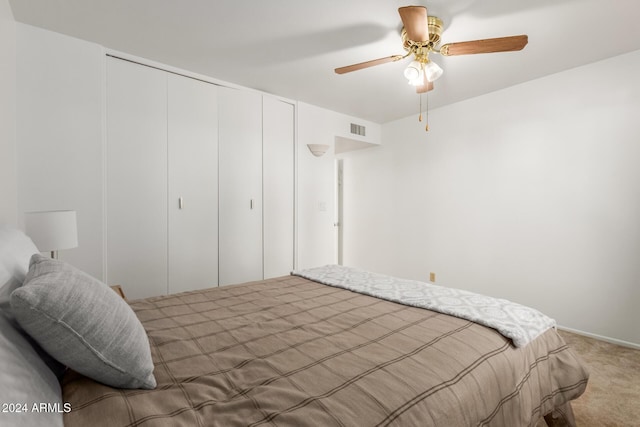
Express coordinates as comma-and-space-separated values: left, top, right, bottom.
335, 5, 528, 94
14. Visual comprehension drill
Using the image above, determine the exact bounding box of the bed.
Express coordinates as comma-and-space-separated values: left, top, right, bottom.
1, 225, 589, 427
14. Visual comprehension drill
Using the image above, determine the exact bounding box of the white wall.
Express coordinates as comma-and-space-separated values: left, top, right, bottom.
12, 25, 385, 282
0, 0, 17, 226
342, 50, 640, 347
16, 24, 104, 279
297, 103, 338, 269
296, 102, 380, 269
14, 24, 382, 281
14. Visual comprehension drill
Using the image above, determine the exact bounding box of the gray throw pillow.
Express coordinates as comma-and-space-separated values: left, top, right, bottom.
11, 254, 156, 389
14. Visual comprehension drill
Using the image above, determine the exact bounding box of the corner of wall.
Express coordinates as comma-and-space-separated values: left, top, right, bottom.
0, 0, 18, 226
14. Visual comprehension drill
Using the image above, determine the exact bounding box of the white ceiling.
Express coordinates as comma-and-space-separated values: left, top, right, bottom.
9, 0, 640, 123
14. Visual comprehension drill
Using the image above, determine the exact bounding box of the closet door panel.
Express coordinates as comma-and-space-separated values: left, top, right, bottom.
263, 97, 295, 278
168, 74, 218, 293
106, 57, 168, 299
218, 87, 263, 285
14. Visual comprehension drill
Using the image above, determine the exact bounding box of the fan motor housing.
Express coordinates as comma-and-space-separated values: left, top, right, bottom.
427, 16, 443, 45
402, 15, 444, 50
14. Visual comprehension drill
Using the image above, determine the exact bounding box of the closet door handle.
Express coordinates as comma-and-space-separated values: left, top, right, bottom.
179, 197, 184, 210
250, 199, 254, 210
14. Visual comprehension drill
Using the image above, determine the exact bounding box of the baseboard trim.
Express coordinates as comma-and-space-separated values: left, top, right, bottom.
557, 325, 640, 350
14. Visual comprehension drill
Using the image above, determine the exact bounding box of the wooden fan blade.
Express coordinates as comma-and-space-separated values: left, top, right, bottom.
440, 35, 528, 56
398, 6, 429, 42
334, 55, 403, 74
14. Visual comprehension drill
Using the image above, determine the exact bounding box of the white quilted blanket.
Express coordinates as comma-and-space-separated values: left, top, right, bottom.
292, 265, 556, 348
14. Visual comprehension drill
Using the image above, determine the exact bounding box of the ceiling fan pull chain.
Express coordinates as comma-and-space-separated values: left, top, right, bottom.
425, 92, 430, 132
418, 93, 423, 122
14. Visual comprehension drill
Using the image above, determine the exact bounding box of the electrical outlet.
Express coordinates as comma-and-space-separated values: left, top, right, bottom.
429, 272, 436, 282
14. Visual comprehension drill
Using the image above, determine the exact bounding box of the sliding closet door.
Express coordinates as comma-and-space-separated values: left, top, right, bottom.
106, 57, 168, 299
167, 74, 218, 293
218, 87, 263, 285
263, 96, 295, 278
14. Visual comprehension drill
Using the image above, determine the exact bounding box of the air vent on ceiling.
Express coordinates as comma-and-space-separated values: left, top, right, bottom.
350, 123, 366, 137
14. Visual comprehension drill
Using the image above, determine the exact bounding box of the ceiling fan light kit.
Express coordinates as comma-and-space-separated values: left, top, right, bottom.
404, 60, 423, 84
424, 60, 443, 82
404, 57, 443, 87
334, 5, 528, 130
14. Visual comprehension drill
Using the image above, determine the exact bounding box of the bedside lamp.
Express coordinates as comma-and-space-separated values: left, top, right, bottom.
24, 210, 78, 259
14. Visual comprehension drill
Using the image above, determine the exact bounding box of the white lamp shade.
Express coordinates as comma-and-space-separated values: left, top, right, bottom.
404, 60, 421, 81
24, 210, 78, 252
424, 60, 443, 82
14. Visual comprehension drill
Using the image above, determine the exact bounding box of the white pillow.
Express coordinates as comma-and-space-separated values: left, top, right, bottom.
0, 224, 39, 319
0, 225, 63, 426
0, 313, 64, 427
0, 225, 65, 376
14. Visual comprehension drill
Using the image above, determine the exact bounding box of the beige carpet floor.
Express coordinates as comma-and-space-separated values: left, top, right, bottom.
537, 330, 640, 427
